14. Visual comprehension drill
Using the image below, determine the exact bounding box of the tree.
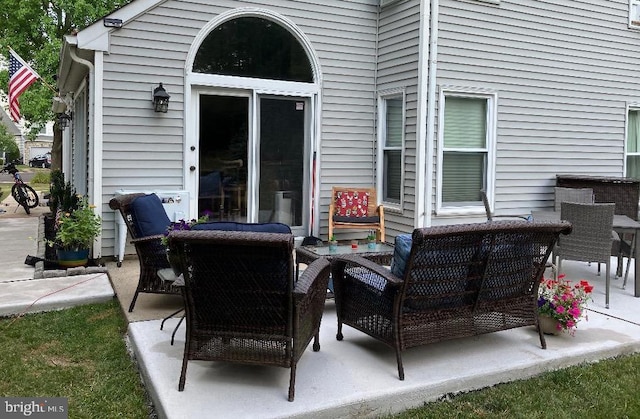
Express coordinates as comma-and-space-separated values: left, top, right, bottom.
0, 0, 132, 169
0, 124, 19, 163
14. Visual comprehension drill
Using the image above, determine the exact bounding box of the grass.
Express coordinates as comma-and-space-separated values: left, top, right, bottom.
392, 352, 640, 418
0, 300, 151, 418
1, 300, 639, 418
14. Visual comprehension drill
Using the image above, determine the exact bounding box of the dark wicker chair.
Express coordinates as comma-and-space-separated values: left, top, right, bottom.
168, 229, 331, 401
109, 193, 180, 312
555, 202, 617, 308
331, 221, 571, 380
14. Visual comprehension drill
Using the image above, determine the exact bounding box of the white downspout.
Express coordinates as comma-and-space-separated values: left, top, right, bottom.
420, 0, 439, 227
68, 46, 103, 259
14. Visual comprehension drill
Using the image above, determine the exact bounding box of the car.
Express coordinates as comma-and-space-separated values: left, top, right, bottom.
29, 153, 51, 168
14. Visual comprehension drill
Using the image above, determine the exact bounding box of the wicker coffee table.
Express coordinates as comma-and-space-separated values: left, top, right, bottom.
295, 242, 394, 279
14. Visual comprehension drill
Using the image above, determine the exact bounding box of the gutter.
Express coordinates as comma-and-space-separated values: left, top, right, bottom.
67, 45, 103, 259
424, 0, 439, 228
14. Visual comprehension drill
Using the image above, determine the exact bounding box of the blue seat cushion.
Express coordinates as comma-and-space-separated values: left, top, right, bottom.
390, 234, 412, 278
130, 194, 171, 237
192, 221, 292, 234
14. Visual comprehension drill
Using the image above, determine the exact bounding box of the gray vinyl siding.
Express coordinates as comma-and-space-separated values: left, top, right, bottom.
434, 0, 640, 218
98, 0, 379, 254
377, 0, 421, 240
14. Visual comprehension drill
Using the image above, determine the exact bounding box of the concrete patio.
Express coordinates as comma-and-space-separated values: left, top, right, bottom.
111, 256, 640, 419
2, 205, 639, 418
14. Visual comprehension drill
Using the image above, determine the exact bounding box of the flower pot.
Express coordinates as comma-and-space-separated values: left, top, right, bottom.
538, 314, 561, 335
367, 240, 376, 250
166, 249, 182, 276
329, 241, 338, 252
56, 248, 90, 268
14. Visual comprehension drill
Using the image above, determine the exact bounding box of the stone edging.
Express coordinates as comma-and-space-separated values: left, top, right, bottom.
34, 214, 109, 279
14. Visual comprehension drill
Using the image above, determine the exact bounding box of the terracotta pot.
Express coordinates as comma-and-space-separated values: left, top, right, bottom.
56, 248, 89, 268
538, 314, 561, 335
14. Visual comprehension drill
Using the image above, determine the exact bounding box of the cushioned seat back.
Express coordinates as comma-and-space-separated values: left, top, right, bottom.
333, 188, 376, 219
192, 221, 292, 234
170, 230, 294, 333
130, 193, 171, 238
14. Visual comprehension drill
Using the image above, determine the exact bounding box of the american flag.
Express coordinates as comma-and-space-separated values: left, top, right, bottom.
8, 48, 39, 122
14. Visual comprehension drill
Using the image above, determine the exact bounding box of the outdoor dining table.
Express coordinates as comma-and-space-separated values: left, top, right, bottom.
531, 210, 640, 297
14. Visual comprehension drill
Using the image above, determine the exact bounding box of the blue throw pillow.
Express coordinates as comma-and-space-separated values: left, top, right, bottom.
390, 234, 412, 278
130, 194, 171, 237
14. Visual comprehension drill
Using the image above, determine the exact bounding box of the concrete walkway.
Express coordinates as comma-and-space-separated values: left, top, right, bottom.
1, 200, 639, 418
0, 197, 113, 316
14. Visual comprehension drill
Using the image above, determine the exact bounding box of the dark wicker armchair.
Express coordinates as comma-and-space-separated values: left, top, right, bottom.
109, 193, 181, 312
331, 221, 571, 380
168, 229, 331, 401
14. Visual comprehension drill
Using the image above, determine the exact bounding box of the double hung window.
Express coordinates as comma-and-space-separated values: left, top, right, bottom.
378, 92, 405, 207
438, 91, 496, 213
626, 108, 640, 178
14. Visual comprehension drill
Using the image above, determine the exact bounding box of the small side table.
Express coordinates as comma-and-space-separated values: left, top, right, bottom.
157, 268, 185, 345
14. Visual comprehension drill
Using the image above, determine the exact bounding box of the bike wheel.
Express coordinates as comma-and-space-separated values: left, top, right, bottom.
11, 184, 38, 214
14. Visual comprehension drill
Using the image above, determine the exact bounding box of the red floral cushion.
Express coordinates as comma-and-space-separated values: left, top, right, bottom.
335, 190, 369, 217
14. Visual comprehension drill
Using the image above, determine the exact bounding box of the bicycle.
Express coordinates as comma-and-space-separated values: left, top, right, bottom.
1, 160, 39, 214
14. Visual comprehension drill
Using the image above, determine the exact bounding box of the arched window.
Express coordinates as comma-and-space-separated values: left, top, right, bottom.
193, 17, 313, 82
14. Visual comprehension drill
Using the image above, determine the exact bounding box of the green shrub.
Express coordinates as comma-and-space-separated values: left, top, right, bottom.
30, 171, 51, 184
49, 169, 79, 213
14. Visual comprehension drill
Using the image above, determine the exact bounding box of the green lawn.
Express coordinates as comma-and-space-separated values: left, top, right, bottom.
0, 300, 151, 418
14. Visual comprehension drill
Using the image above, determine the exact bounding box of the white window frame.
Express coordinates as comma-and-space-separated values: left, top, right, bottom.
625, 103, 640, 176
436, 88, 497, 216
377, 89, 405, 211
630, 0, 640, 29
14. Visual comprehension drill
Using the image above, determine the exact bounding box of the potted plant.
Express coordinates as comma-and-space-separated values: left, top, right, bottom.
328, 235, 338, 252
48, 197, 102, 268
367, 231, 376, 249
162, 216, 209, 275
538, 274, 593, 336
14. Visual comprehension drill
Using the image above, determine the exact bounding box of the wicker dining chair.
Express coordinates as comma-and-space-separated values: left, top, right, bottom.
168, 229, 331, 401
555, 202, 617, 308
553, 187, 594, 211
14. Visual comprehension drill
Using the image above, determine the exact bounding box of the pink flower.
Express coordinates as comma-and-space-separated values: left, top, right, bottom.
568, 307, 581, 318
555, 306, 565, 314
566, 320, 575, 329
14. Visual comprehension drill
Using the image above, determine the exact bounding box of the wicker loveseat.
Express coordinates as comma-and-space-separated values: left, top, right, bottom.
168, 229, 331, 401
331, 220, 572, 380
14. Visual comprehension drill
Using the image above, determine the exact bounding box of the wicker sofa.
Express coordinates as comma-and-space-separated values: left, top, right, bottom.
331, 220, 572, 380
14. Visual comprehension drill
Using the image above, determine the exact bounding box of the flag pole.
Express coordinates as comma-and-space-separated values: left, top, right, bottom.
8, 47, 57, 94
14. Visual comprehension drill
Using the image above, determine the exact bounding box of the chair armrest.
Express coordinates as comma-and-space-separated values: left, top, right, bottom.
294, 257, 331, 299
131, 234, 165, 244
331, 253, 402, 287
377, 204, 384, 218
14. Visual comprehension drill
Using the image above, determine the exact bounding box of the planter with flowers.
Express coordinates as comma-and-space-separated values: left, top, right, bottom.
161, 217, 208, 275
537, 274, 593, 336
47, 197, 102, 268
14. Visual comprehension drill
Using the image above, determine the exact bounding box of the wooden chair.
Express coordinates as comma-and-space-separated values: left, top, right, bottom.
168, 229, 331, 401
328, 186, 385, 242
109, 193, 181, 312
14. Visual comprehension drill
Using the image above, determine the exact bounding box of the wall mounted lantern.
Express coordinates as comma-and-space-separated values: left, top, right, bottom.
57, 112, 72, 130
152, 83, 170, 113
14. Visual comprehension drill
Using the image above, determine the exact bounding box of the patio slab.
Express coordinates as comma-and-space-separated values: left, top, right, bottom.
128, 259, 640, 419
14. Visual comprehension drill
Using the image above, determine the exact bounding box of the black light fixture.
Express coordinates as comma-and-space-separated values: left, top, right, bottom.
57, 112, 72, 130
103, 18, 123, 28
152, 83, 170, 113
